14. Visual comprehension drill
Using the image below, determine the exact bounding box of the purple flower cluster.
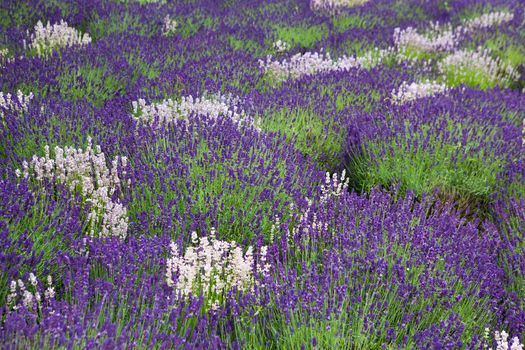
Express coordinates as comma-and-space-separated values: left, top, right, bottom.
1, 0, 525, 348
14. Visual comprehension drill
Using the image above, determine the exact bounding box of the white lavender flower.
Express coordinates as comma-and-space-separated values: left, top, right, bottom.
132, 93, 257, 130
310, 0, 370, 12
464, 11, 514, 31
439, 48, 519, 88
166, 229, 269, 304
488, 330, 524, 350
320, 170, 349, 204
0, 48, 8, 59
393, 22, 462, 56
163, 15, 178, 36
29, 273, 38, 287
273, 39, 289, 53
259, 50, 385, 82
0, 48, 14, 67
0, 90, 34, 118
7, 273, 55, 312
44, 275, 55, 300
28, 20, 91, 57
391, 80, 448, 104
22, 139, 129, 239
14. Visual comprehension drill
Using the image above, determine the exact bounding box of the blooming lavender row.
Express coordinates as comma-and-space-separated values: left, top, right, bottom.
0, 0, 525, 348
131, 93, 257, 130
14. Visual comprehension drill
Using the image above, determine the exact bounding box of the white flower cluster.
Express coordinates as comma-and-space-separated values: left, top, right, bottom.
0, 48, 14, 67
259, 52, 348, 81
17, 138, 129, 240
464, 11, 514, 31
132, 93, 256, 129
273, 39, 289, 53
7, 273, 55, 311
272, 172, 348, 247
288, 200, 329, 244
163, 15, 178, 36
28, 20, 91, 57
391, 80, 448, 104
320, 170, 349, 204
0, 90, 34, 117
485, 328, 524, 350
310, 0, 370, 12
259, 50, 386, 82
439, 48, 519, 88
166, 229, 270, 306
358, 48, 393, 69
394, 23, 463, 55
394, 11, 514, 59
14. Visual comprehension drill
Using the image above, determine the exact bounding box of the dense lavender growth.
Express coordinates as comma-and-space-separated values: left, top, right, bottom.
1, 0, 524, 348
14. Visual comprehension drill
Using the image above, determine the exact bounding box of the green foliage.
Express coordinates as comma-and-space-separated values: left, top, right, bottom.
57, 64, 127, 108
174, 13, 218, 39
232, 232, 492, 349
125, 53, 160, 80
333, 86, 381, 113
0, 188, 76, 301
391, 2, 430, 22
332, 14, 379, 32
228, 36, 261, 54
258, 108, 345, 170
501, 213, 525, 299
128, 137, 303, 243
439, 58, 501, 90
4, 112, 88, 170
273, 24, 328, 50
348, 120, 503, 205
116, 0, 167, 4
0, 3, 33, 28
397, 45, 440, 61
88, 13, 151, 40
483, 35, 525, 67
457, 5, 510, 22
337, 39, 374, 57
0, 0, 79, 28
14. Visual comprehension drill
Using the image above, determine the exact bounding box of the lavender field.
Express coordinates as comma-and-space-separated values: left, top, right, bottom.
1, 0, 525, 348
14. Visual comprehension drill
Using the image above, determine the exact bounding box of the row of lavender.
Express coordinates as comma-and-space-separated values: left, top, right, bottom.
1, 0, 525, 348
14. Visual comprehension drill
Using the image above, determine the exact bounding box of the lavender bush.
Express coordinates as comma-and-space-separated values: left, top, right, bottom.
1, 0, 524, 348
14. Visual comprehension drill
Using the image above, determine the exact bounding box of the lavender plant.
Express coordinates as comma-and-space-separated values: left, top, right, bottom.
1, 0, 525, 348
